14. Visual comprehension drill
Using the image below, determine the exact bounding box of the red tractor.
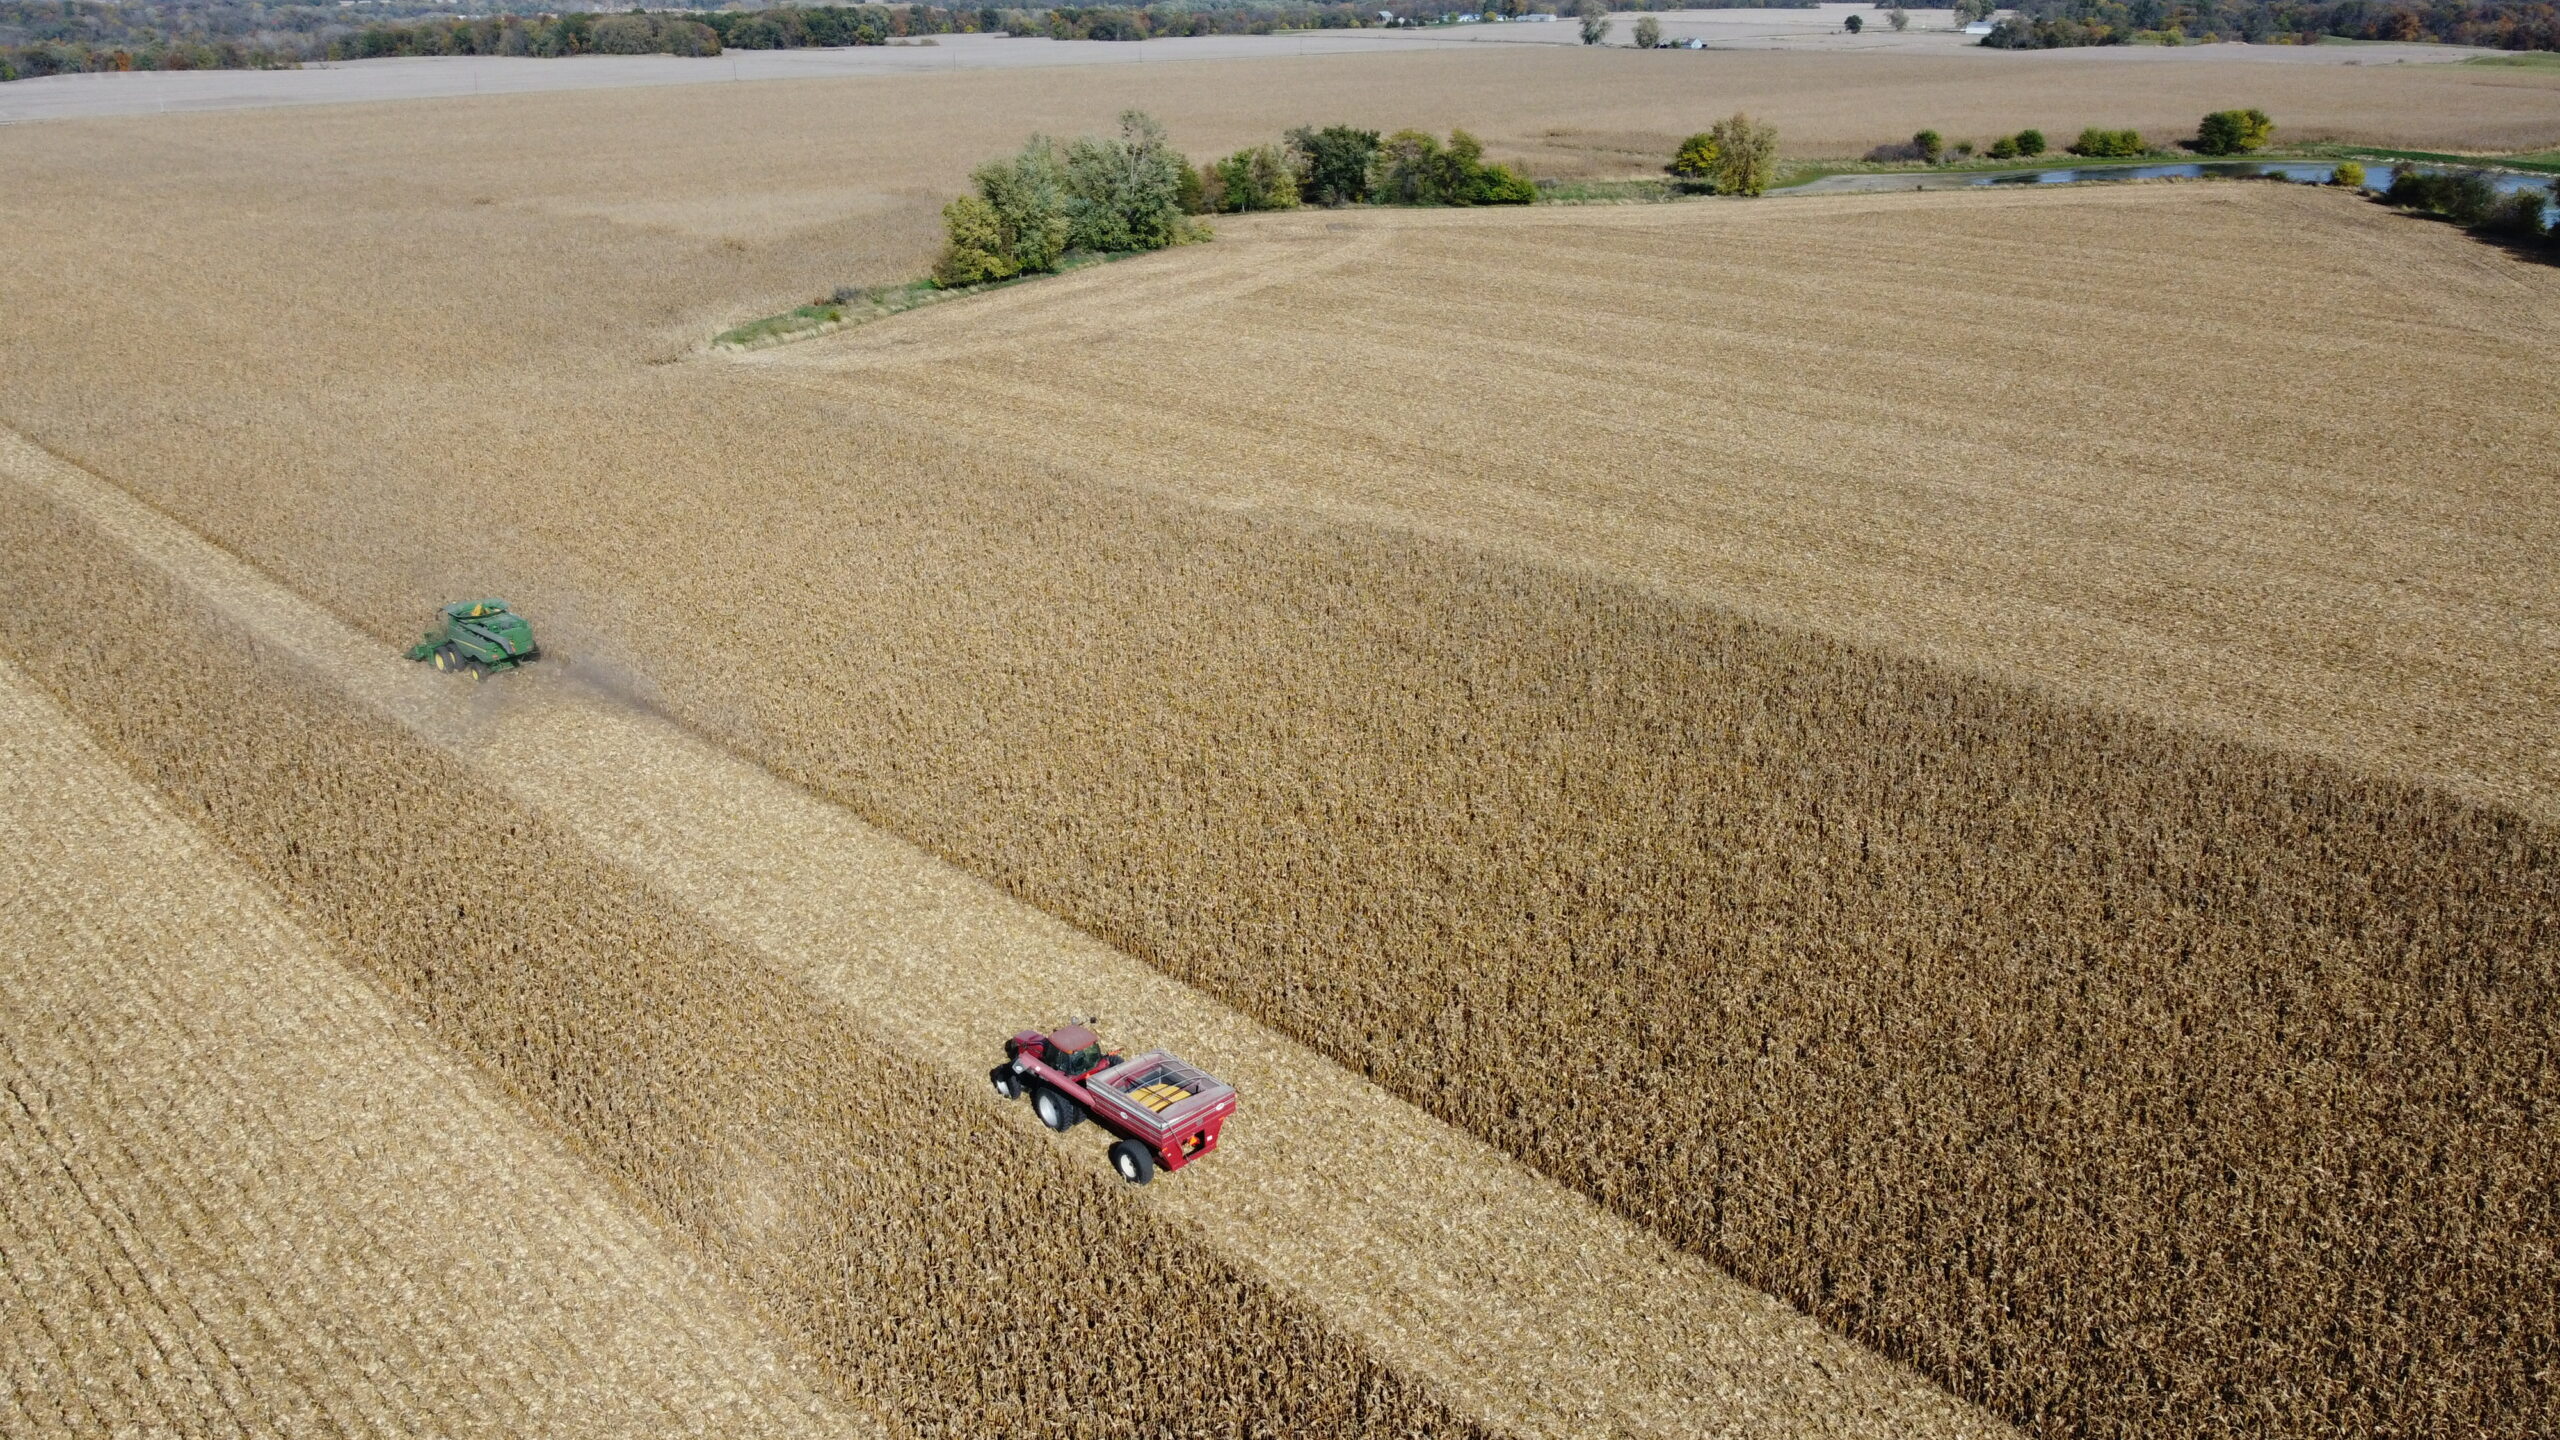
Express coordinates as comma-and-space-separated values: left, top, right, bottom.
990, 1024, 1237, 1185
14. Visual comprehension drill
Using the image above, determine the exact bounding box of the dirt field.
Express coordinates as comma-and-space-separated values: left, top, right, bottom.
3, 57, 2557, 1440
0, 658, 863, 1439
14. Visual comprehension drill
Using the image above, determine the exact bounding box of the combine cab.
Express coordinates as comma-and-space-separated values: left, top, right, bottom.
991, 1024, 1237, 1185
407, 599, 538, 677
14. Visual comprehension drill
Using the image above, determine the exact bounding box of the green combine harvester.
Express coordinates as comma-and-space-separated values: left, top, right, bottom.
407, 599, 539, 677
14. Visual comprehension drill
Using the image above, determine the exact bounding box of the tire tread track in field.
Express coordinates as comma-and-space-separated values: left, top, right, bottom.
0, 652, 873, 1440
0, 429, 2011, 1440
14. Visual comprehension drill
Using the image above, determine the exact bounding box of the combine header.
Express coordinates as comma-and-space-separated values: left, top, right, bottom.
992, 1024, 1237, 1185
408, 599, 539, 677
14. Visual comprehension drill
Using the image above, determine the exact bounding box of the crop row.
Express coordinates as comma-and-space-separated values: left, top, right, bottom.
630, 467, 2560, 1440
0, 480, 1487, 1440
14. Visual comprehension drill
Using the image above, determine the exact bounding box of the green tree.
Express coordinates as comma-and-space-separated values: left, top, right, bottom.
965, 136, 1072, 277
2015, 127, 2046, 156
2068, 127, 2144, 158
1374, 129, 1444, 203
1668, 131, 1720, 184
1634, 14, 1661, 46
1709, 112, 1778, 195
2331, 159, 2365, 189
1441, 130, 1537, 204
932, 195, 1016, 286
2478, 188, 2547, 240
1210, 143, 1301, 212
1913, 128, 1945, 163
2387, 168, 2498, 225
1062, 110, 1190, 252
2193, 108, 2273, 156
1288, 124, 1381, 206
1843, 12, 1863, 31
1577, 0, 1610, 45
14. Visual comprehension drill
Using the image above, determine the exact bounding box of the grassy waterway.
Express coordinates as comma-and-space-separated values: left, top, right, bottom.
714, 250, 1134, 350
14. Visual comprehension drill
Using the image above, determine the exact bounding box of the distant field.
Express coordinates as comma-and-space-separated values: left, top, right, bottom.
0, 7, 2510, 124
4, 36, 2554, 162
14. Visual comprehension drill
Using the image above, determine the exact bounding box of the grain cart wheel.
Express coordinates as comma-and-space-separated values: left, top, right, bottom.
989, 1065, 1023, 1100
1032, 1085, 1084, 1133
1108, 1140, 1155, 1186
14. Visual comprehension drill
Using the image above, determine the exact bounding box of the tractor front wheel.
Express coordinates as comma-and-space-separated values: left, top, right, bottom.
1108, 1140, 1155, 1186
989, 1065, 1023, 1101
1032, 1085, 1084, 1133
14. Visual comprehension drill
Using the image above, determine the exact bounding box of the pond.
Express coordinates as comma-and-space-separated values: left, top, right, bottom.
1799, 159, 2559, 223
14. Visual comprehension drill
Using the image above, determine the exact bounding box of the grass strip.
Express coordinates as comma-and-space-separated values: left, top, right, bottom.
714, 251, 1129, 351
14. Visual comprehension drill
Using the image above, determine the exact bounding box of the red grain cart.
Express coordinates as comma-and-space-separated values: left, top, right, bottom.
990, 1024, 1237, 1185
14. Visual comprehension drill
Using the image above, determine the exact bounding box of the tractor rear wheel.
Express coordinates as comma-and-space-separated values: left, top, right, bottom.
1108, 1140, 1155, 1186
989, 1065, 1023, 1100
1032, 1085, 1084, 1132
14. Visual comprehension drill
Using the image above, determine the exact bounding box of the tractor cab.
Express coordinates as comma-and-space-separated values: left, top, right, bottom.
1035, 1024, 1116, 1078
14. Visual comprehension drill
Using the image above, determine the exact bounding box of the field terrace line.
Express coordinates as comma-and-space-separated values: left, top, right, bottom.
0, 428, 2016, 1440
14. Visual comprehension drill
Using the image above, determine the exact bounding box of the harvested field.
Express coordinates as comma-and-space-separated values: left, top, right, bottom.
4, 69, 2559, 1440
764, 183, 2560, 822
0, 658, 861, 1440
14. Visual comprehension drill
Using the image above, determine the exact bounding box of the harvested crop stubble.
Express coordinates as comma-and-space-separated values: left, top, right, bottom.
0, 658, 864, 1440
0, 481, 1490, 1440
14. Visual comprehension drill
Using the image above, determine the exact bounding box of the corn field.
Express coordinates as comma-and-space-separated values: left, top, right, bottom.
645, 484, 2560, 1439
0, 480, 1492, 1440
0, 658, 861, 1440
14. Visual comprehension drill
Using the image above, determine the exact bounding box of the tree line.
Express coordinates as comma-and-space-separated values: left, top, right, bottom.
933, 113, 1544, 286
1982, 0, 2557, 51
0, 0, 1338, 74
2384, 166, 2560, 249
0, 0, 977, 72
0, 0, 1703, 75
1861, 109, 2274, 164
